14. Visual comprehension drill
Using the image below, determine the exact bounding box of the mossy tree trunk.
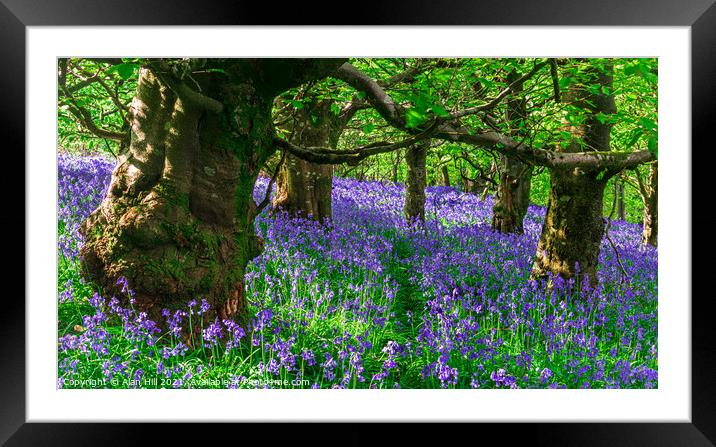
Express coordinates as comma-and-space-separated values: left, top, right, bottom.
531, 62, 618, 287
273, 100, 333, 223
405, 141, 428, 222
491, 157, 533, 234
79, 59, 343, 334
492, 69, 534, 234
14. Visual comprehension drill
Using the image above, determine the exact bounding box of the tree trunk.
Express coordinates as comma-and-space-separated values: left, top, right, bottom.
392, 151, 400, 183
616, 179, 626, 220
491, 157, 533, 234
642, 162, 658, 246
531, 62, 617, 287
480, 161, 497, 201
491, 69, 533, 234
531, 167, 608, 287
273, 154, 332, 222
404, 142, 428, 222
441, 165, 451, 186
78, 59, 343, 334
273, 100, 333, 223
461, 175, 476, 193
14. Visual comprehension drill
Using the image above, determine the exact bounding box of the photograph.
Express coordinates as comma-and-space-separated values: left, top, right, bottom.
56, 56, 659, 390
3, 1, 710, 441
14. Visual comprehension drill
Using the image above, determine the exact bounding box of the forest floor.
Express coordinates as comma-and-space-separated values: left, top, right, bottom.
57, 153, 658, 389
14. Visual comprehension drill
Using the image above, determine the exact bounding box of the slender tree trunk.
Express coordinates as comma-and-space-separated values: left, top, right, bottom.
461, 173, 476, 193
480, 161, 497, 201
492, 69, 533, 234
392, 151, 400, 183
404, 142, 428, 222
531, 62, 617, 287
616, 179, 626, 220
642, 162, 658, 246
78, 59, 343, 334
441, 165, 451, 186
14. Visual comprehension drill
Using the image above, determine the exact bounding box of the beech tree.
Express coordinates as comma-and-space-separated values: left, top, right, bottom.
491, 68, 534, 234
530, 61, 622, 286
60, 58, 347, 330
272, 96, 335, 223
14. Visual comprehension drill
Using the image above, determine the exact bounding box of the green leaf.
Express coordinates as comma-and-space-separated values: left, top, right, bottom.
626, 128, 644, 148
289, 100, 304, 109
478, 78, 495, 89
638, 117, 657, 132
116, 63, 137, 80
432, 69, 452, 83
430, 105, 450, 118
558, 77, 573, 89
405, 108, 427, 129
595, 112, 610, 124
624, 64, 640, 77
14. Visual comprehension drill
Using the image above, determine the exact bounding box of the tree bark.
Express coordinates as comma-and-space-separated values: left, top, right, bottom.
491, 69, 533, 234
404, 142, 428, 222
78, 59, 343, 335
441, 165, 451, 186
273, 100, 333, 223
461, 175, 477, 193
641, 162, 658, 247
531, 166, 608, 287
531, 62, 617, 287
491, 157, 533, 234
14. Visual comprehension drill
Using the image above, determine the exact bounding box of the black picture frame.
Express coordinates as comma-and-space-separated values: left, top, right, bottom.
3, 0, 714, 444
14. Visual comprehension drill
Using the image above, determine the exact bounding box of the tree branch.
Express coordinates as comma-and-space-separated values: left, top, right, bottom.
447, 60, 548, 119
274, 120, 440, 165
65, 104, 127, 141
59, 78, 128, 142
459, 153, 498, 186
149, 61, 224, 114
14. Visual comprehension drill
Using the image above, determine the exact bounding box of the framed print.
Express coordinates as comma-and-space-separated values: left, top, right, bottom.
4, 0, 715, 444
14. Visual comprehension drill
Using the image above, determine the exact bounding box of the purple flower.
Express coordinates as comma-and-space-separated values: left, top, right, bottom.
203, 319, 223, 346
